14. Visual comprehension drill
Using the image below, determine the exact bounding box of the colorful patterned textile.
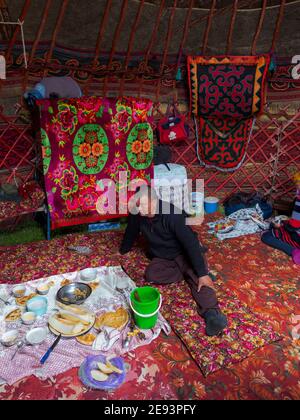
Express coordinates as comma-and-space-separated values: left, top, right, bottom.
0, 223, 299, 399
196, 117, 254, 171
38, 97, 154, 229
0, 182, 45, 223
188, 55, 270, 171
0, 232, 281, 377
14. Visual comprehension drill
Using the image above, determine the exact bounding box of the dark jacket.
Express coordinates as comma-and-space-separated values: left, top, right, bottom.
120, 201, 208, 277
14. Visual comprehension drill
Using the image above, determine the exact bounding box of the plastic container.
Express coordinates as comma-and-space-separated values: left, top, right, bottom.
26, 296, 48, 317
204, 196, 219, 214
130, 287, 161, 330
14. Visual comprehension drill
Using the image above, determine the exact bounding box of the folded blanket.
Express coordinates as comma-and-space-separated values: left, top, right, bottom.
208, 205, 267, 240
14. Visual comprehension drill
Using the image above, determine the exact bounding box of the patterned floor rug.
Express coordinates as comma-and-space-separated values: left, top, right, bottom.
0, 224, 299, 399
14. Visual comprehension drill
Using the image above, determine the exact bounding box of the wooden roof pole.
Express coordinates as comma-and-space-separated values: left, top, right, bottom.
156, 0, 178, 100
103, 0, 129, 96
119, 0, 145, 96
175, 0, 194, 78
189, 0, 252, 31
271, 0, 286, 51
21, 0, 53, 93
29, 0, 53, 66
202, 0, 216, 55
226, 0, 238, 55
43, 0, 69, 77
251, 0, 267, 55
83, 0, 113, 96
0, 0, 13, 40
5, 0, 31, 62
139, 0, 165, 97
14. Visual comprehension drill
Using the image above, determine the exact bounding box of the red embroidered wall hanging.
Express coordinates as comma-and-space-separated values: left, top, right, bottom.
188, 55, 270, 171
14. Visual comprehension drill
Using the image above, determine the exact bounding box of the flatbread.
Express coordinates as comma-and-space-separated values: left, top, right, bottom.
50, 315, 86, 336
61, 279, 72, 287
5, 308, 21, 322
95, 307, 129, 330
15, 293, 37, 306
76, 333, 96, 346
89, 282, 100, 291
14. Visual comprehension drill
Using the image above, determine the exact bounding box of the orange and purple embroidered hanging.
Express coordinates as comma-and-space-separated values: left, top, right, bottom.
38, 97, 154, 229
188, 55, 270, 171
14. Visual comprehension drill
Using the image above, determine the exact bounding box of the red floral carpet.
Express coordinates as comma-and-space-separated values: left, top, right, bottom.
0, 225, 299, 400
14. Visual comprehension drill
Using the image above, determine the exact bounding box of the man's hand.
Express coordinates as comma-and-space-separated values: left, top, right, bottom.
197, 275, 214, 292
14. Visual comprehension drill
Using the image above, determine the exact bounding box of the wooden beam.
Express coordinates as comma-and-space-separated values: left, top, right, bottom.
120, 0, 145, 96
83, 0, 113, 95
103, 0, 129, 96
271, 0, 286, 52
29, 0, 53, 66
5, 0, 31, 61
202, 0, 216, 55
251, 0, 267, 55
43, 0, 69, 77
0, 0, 12, 40
226, 0, 238, 55
156, 0, 177, 100
175, 0, 194, 74
139, 0, 165, 97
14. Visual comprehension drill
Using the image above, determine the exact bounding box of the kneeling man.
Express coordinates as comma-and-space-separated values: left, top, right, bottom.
120, 186, 227, 337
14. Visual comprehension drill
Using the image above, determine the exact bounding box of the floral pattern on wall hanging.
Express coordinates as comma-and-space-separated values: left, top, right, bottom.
38, 97, 154, 229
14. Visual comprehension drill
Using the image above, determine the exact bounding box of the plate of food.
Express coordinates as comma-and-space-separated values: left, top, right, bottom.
79, 354, 126, 390
94, 307, 129, 331
56, 282, 92, 305
15, 293, 37, 307
214, 220, 236, 234
76, 332, 97, 346
48, 305, 95, 337
4, 306, 22, 323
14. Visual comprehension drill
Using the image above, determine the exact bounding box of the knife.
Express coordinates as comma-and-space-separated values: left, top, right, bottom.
40, 334, 62, 365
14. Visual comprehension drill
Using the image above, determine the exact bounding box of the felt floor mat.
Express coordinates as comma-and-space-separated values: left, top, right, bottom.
0, 228, 299, 398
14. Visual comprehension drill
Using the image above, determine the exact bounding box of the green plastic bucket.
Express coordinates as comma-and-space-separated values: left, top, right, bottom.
130, 286, 162, 330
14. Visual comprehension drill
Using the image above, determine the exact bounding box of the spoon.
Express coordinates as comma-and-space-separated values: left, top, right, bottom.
0, 297, 10, 306
11, 341, 24, 361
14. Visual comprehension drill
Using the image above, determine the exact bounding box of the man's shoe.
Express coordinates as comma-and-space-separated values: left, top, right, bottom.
203, 309, 228, 337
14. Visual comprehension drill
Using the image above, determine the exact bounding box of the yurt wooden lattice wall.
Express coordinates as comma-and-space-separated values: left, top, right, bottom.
0, 0, 299, 205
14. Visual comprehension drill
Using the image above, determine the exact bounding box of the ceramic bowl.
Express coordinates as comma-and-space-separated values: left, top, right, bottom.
21, 311, 37, 325
12, 285, 26, 298
27, 296, 48, 317
56, 282, 92, 305
36, 284, 50, 295
80, 268, 97, 282
0, 330, 19, 347
4, 306, 22, 322
26, 327, 48, 345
